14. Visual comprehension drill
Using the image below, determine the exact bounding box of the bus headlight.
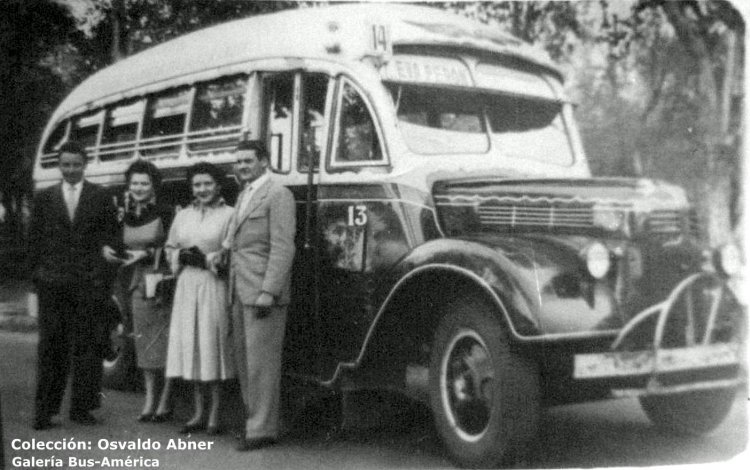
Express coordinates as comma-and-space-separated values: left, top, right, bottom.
714, 243, 742, 277
585, 242, 611, 279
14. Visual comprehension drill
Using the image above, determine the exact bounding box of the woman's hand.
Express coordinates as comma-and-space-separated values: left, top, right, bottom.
123, 249, 149, 266
102, 245, 123, 264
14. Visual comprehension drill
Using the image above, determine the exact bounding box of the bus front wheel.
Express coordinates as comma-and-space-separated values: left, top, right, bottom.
639, 388, 736, 435
429, 298, 540, 468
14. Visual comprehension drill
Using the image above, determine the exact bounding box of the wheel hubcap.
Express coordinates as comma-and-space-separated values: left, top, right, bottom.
441, 328, 494, 441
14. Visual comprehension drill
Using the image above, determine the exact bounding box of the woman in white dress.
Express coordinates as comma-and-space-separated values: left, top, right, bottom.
159, 162, 234, 435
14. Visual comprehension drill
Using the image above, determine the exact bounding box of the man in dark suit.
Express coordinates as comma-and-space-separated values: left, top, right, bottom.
219, 140, 295, 451
28, 141, 117, 430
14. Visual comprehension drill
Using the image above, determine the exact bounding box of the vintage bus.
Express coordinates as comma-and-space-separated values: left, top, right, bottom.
33, 4, 745, 467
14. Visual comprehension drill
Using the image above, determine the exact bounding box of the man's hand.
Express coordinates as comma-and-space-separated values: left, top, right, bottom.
205, 250, 222, 268
254, 291, 274, 319
206, 249, 228, 275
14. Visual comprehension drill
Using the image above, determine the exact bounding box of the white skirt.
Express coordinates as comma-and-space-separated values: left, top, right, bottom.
165, 266, 234, 381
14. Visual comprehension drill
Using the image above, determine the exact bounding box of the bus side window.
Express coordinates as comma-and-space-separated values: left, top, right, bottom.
40, 120, 69, 167
188, 75, 247, 154
264, 74, 294, 173
101, 100, 143, 161
299, 73, 331, 172
333, 80, 382, 164
70, 111, 103, 161
141, 87, 191, 158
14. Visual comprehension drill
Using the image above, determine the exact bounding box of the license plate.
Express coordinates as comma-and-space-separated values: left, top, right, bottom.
573, 343, 740, 379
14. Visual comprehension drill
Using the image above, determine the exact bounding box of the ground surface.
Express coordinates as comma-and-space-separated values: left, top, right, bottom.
0, 326, 747, 470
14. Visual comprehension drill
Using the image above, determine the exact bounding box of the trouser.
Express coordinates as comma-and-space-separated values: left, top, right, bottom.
34, 282, 105, 419
231, 298, 287, 439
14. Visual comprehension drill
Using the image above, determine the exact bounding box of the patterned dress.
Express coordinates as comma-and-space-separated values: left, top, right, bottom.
164, 200, 235, 381
116, 198, 173, 370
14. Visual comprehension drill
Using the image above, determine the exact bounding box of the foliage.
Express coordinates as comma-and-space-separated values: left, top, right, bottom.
597, 0, 744, 243
432, 0, 743, 244
435, 1, 584, 60
78, 0, 308, 69
0, 0, 83, 235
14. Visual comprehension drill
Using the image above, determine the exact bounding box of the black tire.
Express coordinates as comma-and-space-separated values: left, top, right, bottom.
639, 388, 736, 435
102, 324, 140, 391
429, 297, 540, 468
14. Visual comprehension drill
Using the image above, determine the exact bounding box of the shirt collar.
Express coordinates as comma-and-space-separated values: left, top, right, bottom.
191, 196, 226, 209
243, 172, 269, 192
64, 180, 83, 192
124, 191, 157, 217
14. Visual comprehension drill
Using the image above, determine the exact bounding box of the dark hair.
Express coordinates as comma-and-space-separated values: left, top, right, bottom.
125, 160, 162, 189
186, 161, 224, 187
235, 139, 269, 161
57, 141, 88, 162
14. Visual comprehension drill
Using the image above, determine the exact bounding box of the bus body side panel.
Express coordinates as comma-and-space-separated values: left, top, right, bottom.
285, 182, 432, 380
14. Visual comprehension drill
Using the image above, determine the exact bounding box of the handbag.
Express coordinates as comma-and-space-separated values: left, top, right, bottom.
178, 245, 207, 269
144, 247, 176, 305
154, 275, 176, 305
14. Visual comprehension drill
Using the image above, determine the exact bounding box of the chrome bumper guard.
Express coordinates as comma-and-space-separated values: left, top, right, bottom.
574, 272, 746, 396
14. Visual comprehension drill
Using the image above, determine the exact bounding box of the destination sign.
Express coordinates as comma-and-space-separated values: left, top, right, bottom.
381, 55, 472, 87
475, 63, 557, 100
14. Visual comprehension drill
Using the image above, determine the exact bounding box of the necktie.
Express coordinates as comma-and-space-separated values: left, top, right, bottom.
65, 185, 77, 221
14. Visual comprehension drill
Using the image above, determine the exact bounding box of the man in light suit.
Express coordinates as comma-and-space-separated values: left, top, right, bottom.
28, 141, 118, 430
222, 140, 296, 451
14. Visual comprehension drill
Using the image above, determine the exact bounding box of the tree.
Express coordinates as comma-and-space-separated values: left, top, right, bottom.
78, 0, 307, 70
442, 0, 743, 246
605, 0, 744, 245
436, 1, 584, 60
0, 0, 83, 238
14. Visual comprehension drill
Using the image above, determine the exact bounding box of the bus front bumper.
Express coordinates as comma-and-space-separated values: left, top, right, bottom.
572, 272, 745, 397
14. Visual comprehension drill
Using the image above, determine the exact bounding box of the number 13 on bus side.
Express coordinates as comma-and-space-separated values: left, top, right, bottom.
348, 204, 368, 227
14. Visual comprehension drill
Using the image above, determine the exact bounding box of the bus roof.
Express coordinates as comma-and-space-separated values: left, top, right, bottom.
54, 4, 561, 123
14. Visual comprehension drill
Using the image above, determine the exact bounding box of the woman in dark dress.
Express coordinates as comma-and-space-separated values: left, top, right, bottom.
103, 160, 173, 421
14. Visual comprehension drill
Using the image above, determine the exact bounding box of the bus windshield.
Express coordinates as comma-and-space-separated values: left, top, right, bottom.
387, 84, 574, 165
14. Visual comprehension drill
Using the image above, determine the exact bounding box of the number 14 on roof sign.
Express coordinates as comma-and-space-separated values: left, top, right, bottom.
368, 23, 392, 59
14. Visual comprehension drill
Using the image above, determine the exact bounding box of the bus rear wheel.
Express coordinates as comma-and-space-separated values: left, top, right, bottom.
639, 388, 736, 435
429, 298, 540, 468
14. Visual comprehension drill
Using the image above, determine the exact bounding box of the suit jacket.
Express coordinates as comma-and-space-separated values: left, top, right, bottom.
28, 180, 117, 289
227, 176, 296, 306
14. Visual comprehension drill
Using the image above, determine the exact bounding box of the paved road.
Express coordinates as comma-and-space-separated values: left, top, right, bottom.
1, 330, 747, 469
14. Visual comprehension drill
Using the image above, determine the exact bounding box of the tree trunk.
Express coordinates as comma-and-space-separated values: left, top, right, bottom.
111, 0, 125, 62
660, 1, 734, 247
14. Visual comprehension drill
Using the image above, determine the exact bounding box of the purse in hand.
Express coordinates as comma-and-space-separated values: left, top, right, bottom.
178, 246, 207, 269
154, 275, 176, 305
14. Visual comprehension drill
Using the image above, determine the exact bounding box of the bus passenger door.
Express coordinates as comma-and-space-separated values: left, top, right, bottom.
315, 77, 391, 380
262, 71, 333, 379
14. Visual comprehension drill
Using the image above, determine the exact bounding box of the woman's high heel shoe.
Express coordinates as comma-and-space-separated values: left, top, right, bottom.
151, 410, 173, 423
179, 421, 206, 434
136, 413, 153, 423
